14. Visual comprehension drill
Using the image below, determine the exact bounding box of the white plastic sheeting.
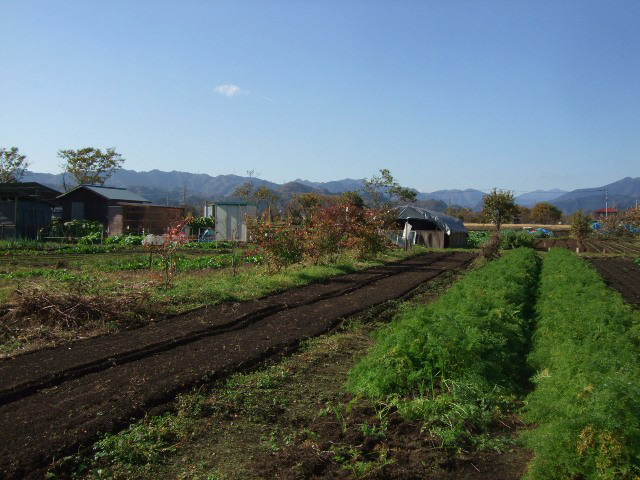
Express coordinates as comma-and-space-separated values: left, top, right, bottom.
395, 206, 467, 235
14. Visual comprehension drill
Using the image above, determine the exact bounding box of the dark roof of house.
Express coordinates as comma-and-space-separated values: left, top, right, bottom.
211, 201, 258, 206
0, 182, 61, 204
117, 202, 185, 210
58, 185, 150, 203
395, 205, 468, 235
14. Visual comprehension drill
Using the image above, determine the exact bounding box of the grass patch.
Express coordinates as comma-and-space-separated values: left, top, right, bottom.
153, 247, 434, 313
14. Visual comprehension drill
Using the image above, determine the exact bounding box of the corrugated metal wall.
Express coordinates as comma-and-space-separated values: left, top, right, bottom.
214, 204, 257, 241
0, 198, 52, 239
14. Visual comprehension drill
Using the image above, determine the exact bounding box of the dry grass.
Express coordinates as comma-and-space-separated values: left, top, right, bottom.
0, 282, 159, 357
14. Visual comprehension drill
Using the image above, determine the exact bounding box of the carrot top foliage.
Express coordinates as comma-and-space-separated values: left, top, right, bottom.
523, 248, 640, 480
347, 248, 540, 447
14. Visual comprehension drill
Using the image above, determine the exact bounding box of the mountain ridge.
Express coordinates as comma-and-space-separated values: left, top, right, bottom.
21, 170, 640, 213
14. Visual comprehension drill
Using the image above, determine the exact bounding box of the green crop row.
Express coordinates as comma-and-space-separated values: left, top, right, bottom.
98, 254, 263, 272
523, 249, 640, 479
467, 230, 543, 249
0, 240, 238, 256
0, 241, 126, 255
99, 255, 227, 272
0, 268, 78, 281
347, 248, 540, 447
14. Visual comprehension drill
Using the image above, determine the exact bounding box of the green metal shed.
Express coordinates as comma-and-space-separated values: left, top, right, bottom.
0, 183, 60, 239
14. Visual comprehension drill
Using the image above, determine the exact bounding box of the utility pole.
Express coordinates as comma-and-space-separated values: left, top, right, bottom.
605, 188, 608, 220
182, 183, 187, 206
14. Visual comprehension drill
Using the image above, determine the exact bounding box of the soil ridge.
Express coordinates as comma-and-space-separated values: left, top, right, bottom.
0, 253, 474, 479
0, 254, 451, 405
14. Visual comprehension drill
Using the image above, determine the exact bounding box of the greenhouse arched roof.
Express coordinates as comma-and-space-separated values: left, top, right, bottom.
395, 206, 468, 235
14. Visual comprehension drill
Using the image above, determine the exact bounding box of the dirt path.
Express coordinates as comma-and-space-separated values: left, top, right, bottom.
589, 258, 640, 307
0, 252, 474, 480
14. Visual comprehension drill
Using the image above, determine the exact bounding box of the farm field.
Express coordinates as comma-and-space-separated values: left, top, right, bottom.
0, 251, 475, 479
58, 265, 530, 480
54, 247, 640, 480
1, 237, 639, 479
589, 257, 640, 307
535, 237, 640, 255
0, 241, 445, 356
524, 249, 640, 478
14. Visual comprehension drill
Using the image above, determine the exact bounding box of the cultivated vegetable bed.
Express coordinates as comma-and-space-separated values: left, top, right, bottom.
347, 248, 640, 479
349, 248, 539, 447
524, 249, 640, 479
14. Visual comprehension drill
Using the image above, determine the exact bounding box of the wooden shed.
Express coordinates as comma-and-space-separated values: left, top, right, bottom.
58, 185, 185, 236
0, 183, 60, 239
108, 203, 185, 236
395, 206, 468, 248
57, 185, 151, 224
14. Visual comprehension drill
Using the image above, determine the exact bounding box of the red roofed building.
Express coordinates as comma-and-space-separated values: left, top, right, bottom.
593, 207, 620, 218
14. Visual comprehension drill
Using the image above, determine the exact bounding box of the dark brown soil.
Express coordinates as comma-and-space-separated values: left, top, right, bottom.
535, 237, 640, 255
589, 257, 640, 307
252, 402, 532, 480
0, 252, 474, 480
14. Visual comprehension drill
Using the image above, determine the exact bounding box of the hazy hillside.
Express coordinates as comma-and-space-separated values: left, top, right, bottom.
418, 189, 486, 209
550, 177, 640, 213
516, 189, 567, 207
294, 178, 364, 193
21, 169, 640, 214
23, 169, 280, 201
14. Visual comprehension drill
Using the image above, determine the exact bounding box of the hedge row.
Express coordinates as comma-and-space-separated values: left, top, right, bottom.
347, 248, 540, 446
524, 248, 640, 479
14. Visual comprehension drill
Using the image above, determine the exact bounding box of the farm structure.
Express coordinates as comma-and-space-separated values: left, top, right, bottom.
107, 203, 185, 235
593, 207, 620, 218
204, 201, 257, 242
394, 205, 468, 248
0, 182, 60, 239
57, 185, 185, 235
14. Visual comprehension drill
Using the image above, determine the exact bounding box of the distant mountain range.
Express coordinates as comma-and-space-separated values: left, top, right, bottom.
22, 169, 640, 214
515, 189, 568, 207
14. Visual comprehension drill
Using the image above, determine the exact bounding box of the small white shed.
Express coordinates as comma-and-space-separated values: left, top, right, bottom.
204, 201, 257, 242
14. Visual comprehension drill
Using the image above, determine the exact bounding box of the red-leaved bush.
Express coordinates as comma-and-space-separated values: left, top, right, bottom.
246, 218, 305, 272
248, 200, 392, 271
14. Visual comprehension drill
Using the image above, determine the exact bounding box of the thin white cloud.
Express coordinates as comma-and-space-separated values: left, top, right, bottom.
214, 84, 243, 97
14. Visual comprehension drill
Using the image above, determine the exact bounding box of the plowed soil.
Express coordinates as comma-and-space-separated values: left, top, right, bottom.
536, 238, 640, 255
253, 404, 531, 480
589, 258, 640, 307
0, 252, 474, 480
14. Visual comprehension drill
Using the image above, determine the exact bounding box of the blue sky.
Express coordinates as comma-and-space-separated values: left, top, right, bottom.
1, 0, 639, 192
